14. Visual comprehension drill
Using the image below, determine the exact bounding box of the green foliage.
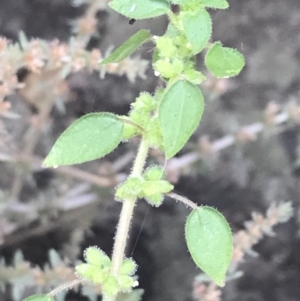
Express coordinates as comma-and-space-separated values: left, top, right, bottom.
109, 0, 170, 19
140, 180, 173, 207
141, 180, 173, 196
143, 165, 165, 181
116, 173, 173, 206
182, 9, 212, 54
120, 259, 137, 275
100, 30, 152, 65
169, 0, 229, 9
84, 246, 111, 267
154, 59, 183, 79
183, 69, 206, 85
43, 113, 123, 167
185, 207, 233, 286
41, 0, 246, 299
132, 93, 156, 112
155, 36, 177, 58
205, 42, 245, 78
76, 247, 137, 296
115, 177, 144, 201
201, 0, 229, 9
159, 80, 204, 158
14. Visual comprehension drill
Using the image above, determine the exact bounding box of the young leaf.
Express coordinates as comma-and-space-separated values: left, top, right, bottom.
118, 275, 135, 291
109, 0, 170, 20
120, 258, 137, 275
159, 80, 204, 158
182, 9, 212, 54
142, 180, 173, 196
144, 193, 164, 207
115, 177, 144, 201
76, 263, 108, 283
84, 247, 110, 267
205, 42, 245, 78
185, 206, 233, 286
43, 113, 123, 167
143, 165, 164, 181
155, 36, 177, 58
184, 69, 206, 85
102, 275, 120, 296
23, 296, 54, 301
100, 30, 152, 65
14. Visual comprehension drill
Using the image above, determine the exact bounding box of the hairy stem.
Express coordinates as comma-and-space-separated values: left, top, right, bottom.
105, 139, 149, 301
49, 279, 83, 297
167, 192, 198, 210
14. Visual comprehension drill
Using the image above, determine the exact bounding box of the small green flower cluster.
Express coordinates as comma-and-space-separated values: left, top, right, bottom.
116, 165, 173, 206
76, 247, 137, 297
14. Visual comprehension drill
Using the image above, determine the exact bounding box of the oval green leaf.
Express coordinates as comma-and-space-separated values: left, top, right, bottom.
109, 0, 170, 20
185, 206, 233, 286
159, 80, 204, 158
100, 30, 152, 65
23, 295, 54, 301
182, 9, 212, 54
43, 113, 123, 167
205, 42, 245, 78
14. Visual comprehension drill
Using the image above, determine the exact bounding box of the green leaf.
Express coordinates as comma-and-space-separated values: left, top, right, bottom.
201, 0, 229, 9
144, 193, 164, 207
100, 30, 152, 65
115, 177, 144, 201
76, 263, 108, 283
184, 69, 206, 85
154, 59, 178, 78
144, 116, 164, 150
84, 247, 110, 267
109, 0, 170, 20
118, 275, 135, 291
165, 23, 179, 39
156, 36, 177, 58
143, 165, 164, 181
43, 113, 123, 167
169, 0, 229, 9
185, 206, 233, 286
142, 180, 173, 196
132, 93, 156, 112
120, 258, 137, 275
159, 80, 204, 158
182, 9, 212, 54
23, 295, 55, 301
205, 42, 245, 78
103, 275, 120, 296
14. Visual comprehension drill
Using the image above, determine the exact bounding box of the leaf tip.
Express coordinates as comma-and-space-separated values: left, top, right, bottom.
42, 157, 59, 169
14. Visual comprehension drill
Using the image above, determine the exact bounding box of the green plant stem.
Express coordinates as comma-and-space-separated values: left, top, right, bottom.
49, 279, 83, 297
167, 192, 198, 210
106, 138, 149, 301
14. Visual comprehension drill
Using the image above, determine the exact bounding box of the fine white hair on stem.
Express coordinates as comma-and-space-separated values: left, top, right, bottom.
48, 279, 83, 297
167, 192, 198, 210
